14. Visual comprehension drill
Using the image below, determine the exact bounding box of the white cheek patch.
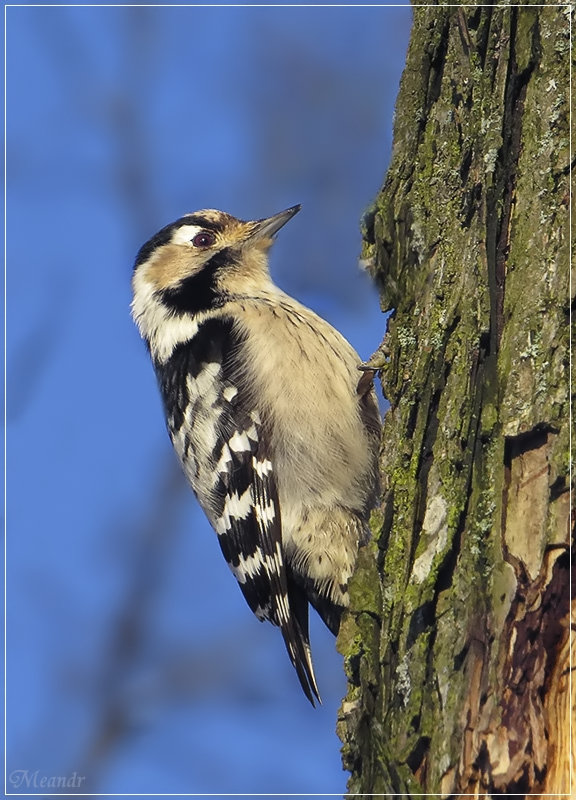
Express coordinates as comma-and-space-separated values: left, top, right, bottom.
170, 225, 204, 245
131, 272, 202, 362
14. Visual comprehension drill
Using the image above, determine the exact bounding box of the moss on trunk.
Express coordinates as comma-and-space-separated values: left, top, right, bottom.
338, 4, 572, 796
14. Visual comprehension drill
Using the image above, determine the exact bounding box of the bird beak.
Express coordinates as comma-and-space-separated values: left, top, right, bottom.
249, 205, 301, 240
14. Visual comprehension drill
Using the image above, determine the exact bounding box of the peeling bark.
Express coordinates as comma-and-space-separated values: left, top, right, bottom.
338, 4, 572, 797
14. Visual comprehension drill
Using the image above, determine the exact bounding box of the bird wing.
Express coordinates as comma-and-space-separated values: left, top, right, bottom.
212, 378, 320, 705
156, 316, 320, 704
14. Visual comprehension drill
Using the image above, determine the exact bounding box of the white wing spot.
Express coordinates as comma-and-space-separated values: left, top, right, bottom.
246, 423, 258, 442
223, 386, 238, 402
229, 430, 251, 453
275, 589, 291, 625
223, 487, 253, 521
254, 603, 271, 621
230, 550, 265, 584
214, 444, 232, 474
216, 487, 254, 534
195, 418, 219, 457
252, 457, 273, 477
273, 541, 283, 573
209, 445, 233, 489
189, 362, 221, 397
215, 513, 231, 535
255, 501, 276, 526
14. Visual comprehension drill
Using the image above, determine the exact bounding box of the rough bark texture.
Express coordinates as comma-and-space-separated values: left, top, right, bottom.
337, 4, 572, 797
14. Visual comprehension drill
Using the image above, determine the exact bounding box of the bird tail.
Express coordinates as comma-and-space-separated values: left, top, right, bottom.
289, 568, 344, 636
281, 582, 321, 706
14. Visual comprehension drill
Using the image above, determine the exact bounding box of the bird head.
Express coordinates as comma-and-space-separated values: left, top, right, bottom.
131, 205, 301, 356
132, 205, 301, 298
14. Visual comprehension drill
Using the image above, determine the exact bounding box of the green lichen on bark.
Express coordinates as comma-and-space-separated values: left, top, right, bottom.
338, 3, 571, 796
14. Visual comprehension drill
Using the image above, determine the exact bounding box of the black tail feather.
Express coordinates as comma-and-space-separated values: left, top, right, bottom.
282, 581, 321, 705
309, 595, 342, 636
290, 569, 344, 636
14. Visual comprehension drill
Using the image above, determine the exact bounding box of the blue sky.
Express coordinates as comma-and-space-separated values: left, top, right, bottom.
6, 4, 411, 796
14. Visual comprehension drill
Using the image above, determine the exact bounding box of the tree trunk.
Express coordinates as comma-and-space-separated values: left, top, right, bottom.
337, 4, 572, 797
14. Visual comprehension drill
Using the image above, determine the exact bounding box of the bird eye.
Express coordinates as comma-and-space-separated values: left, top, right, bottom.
192, 231, 215, 248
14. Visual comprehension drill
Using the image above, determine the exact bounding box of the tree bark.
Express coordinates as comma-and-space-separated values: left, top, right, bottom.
337, 4, 572, 797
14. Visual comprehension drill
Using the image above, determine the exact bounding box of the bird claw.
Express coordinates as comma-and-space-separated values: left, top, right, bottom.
358, 341, 390, 372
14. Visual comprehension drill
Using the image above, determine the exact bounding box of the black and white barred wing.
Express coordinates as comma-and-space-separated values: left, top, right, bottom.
156, 319, 319, 704
210, 388, 320, 705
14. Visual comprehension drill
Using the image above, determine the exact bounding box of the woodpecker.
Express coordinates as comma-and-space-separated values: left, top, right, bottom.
131, 205, 381, 704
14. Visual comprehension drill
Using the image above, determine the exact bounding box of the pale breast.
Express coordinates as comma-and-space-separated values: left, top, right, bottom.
234, 295, 375, 514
